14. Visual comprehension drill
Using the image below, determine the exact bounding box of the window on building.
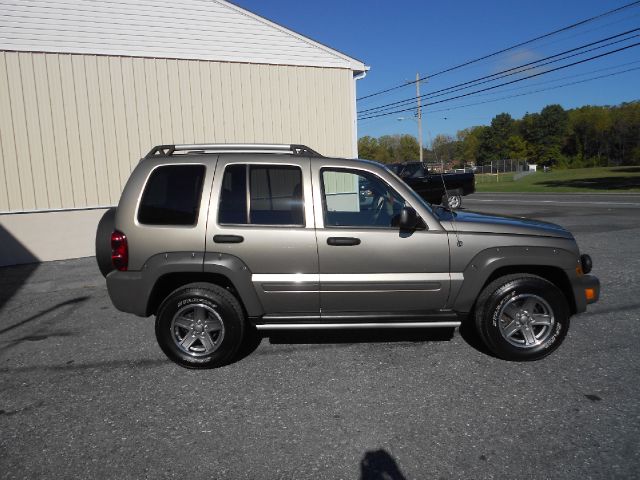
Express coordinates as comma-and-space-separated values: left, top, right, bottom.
138, 165, 205, 226
322, 169, 405, 228
218, 164, 304, 226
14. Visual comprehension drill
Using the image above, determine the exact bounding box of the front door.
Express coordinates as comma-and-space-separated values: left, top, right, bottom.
313, 165, 451, 316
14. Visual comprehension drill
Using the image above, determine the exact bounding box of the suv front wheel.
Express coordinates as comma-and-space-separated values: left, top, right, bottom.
155, 283, 245, 368
474, 274, 570, 361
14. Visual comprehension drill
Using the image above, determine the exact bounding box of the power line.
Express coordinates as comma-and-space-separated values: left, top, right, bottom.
462, 59, 640, 98
423, 66, 640, 115
357, 41, 640, 120
358, 28, 640, 115
356, 0, 640, 101
357, 61, 640, 125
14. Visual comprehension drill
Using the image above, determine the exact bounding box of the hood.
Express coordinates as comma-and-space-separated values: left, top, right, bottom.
436, 208, 574, 239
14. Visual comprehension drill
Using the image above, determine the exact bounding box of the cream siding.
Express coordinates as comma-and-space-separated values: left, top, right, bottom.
0, 51, 356, 213
0, 0, 365, 72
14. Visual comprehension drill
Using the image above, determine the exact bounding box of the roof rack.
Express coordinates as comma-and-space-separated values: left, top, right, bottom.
145, 143, 323, 159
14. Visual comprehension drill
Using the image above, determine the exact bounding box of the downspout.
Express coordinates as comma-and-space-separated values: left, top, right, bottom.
352, 69, 368, 158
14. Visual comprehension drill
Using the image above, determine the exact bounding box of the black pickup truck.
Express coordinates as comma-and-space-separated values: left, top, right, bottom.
389, 162, 475, 209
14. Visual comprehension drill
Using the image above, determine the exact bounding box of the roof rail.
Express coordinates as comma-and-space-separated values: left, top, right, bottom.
144, 143, 323, 159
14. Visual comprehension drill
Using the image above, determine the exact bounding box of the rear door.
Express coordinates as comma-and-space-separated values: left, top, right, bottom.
206, 155, 319, 315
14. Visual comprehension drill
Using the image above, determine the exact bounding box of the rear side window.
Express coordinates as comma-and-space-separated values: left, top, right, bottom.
138, 165, 206, 226
218, 164, 304, 226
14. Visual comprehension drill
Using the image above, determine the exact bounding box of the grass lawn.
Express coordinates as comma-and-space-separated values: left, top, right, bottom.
475, 166, 640, 193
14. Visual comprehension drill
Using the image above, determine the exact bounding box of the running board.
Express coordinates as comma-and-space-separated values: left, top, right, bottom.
255, 321, 460, 331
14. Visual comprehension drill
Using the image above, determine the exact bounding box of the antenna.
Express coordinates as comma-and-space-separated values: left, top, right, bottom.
428, 131, 463, 247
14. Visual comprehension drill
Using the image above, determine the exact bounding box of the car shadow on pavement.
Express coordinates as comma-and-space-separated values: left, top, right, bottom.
360, 449, 407, 480
458, 319, 497, 358
264, 327, 455, 345
231, 327, 456, 364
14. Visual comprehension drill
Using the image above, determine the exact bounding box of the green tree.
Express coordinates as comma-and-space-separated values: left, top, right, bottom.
357, 136, 379, 160
398, 134, 420, 161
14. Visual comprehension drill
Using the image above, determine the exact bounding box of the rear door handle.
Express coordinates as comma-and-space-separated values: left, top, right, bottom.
327, 237, 361, 246
213, 235, 244, 244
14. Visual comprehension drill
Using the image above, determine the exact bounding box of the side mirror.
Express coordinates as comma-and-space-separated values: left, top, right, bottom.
399, 207, 419, 230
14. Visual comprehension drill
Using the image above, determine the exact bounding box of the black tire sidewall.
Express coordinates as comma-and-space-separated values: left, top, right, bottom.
155, 287, 243, 368
480, 277, 569, 361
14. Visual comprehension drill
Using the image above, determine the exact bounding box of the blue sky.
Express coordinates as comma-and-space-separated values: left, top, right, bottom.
232, 0, 640, 145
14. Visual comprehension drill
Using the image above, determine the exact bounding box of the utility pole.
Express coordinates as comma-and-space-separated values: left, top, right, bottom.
416, 72, 424, 163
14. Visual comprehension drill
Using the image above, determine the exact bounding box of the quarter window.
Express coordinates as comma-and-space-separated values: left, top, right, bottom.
322, 169, 405, 228
138, 165, 205, 226
218, 165, 304, 226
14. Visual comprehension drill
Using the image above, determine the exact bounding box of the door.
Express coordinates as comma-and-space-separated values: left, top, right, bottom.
314, 165, 451, 315
206, 155, 319, 315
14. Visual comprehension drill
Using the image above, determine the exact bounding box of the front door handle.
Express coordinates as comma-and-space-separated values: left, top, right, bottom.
327, 237, 361, 246
213, 235, 244, 244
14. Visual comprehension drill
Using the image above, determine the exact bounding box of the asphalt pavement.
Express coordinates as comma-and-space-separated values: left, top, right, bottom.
1, 193, 639, 479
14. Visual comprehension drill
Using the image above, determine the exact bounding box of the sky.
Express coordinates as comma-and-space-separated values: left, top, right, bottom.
232, 0, 640, 146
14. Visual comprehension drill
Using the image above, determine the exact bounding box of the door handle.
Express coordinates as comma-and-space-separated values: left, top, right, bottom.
327, 237, 361, 246
213, 235, 244, 244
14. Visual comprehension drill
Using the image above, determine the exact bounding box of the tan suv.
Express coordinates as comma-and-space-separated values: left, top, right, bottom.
97, 144, 599, 368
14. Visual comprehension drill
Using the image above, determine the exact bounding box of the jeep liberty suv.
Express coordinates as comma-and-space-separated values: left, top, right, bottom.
97, 143, 600, 368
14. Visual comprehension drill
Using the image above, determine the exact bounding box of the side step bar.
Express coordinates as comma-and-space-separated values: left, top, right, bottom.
255, 321, 460, 331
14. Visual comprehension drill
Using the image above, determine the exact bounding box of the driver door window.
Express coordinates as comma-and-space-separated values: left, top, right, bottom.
321, 169, 405, 228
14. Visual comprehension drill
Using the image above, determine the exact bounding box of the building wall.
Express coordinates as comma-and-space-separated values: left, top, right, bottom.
0, 50, 355, 213
0, 51, 356, 265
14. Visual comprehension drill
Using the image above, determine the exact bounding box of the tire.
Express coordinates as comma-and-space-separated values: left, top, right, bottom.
95, 207, 117, 277
442, 192, 462, 209
155, 283, 245, 368
474, 274, 570, 361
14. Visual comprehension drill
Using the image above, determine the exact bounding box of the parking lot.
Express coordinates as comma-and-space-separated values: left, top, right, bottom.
1, 192, 639, 479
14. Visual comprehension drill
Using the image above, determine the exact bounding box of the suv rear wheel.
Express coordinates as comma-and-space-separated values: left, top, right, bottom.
474, 274, 570, 361
155, 283, 245, 368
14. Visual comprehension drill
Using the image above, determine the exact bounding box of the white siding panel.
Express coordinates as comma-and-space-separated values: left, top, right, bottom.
0, 52, 355, 212
59, 54, 86, 207
110, 56, 132, 189
0, 52, 20, 210
5, 52, 36, 210
208, 62, 226, 143
189, 61, 205, 143
72, 54, 99, 207
84, 55, 110, 206
133, 58, 151, 154
18, 53, 49, 209
32, 53, 62, 208
46, 53, 75, 207
96, 55, 121, 203
0, 0, 365, 71
144, 58, 162, 149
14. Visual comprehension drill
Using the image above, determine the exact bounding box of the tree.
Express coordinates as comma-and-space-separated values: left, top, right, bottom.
358, 101, 640, 169
398, 134, 420, 161
431, 134, 457, 163
357, 136, 378, 160
457, 126, 485, 164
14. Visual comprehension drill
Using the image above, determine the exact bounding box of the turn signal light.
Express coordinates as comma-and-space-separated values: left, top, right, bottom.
111, 230, 128, 271
585, 288, 596, 301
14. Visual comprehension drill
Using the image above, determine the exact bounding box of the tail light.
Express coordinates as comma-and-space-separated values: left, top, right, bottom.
111, 230, 128, 271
